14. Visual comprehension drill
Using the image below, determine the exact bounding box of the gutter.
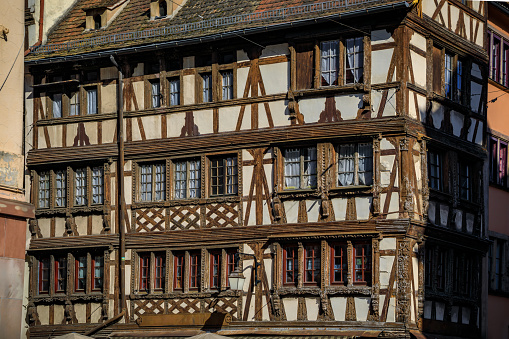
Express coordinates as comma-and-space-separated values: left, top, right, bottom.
26, 1, 409, 65
24, 0, 44, 56
492, 2, 509, 17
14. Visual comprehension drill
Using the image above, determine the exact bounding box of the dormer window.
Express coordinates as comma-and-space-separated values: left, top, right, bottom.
159, 0, 167, 17
94, 15, 102, 29
84, 0, 129, 31
150, 0, 187, 20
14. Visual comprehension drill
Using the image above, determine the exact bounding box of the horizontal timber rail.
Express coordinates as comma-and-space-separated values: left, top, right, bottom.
28, 0, 387, 54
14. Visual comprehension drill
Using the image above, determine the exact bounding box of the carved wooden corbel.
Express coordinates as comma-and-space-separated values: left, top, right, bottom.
27, 301, 39, 326
287, 89, 304, 124
65, 216, 77, 235
29, 219, 39, 238
272, 190, 283, 222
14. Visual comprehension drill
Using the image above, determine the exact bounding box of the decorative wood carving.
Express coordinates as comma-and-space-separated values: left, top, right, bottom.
345, 296, 357, 321
297, 297, 307, 321
396, 239, 411, 323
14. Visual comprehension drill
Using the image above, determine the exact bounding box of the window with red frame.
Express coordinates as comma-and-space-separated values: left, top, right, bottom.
283, 246, 298, 286
55, 256, 67, 293
189, 252, 201, 290
139, 254, 150, 292
174, 253, 184, 290
92, 255, 103, 291
154, 253, 165, 291
226, 250, 236, 288
353, 243, 371, 284
39, 258, 50, 294
210, 251, 221, 289
304, 245, 320, 285
75, 256, 87, 292
330, 244, 347, 285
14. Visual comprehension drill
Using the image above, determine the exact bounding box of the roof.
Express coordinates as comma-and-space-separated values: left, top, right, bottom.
27, 0, 410, 61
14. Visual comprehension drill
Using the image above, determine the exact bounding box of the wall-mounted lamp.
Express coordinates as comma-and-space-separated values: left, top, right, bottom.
228, 252, 261, 291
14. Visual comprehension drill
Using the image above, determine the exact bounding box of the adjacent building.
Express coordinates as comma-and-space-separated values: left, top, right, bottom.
486, 2, 509, 339
23, 0, 489, 338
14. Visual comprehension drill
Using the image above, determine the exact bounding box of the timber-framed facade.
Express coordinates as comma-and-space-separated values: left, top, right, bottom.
24, 0, 490, 338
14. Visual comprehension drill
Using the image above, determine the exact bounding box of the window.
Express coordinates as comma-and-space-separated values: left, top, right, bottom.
490, 137, 507, 186
444, 53, 453, 100
75, 256, 87, 292
353, 243, 371, 284
210, 251, 221, 289
428, 150, 442, 191
503, 42, 509, 87
226, 251, 236, 288
456, 59, 463, 103
202, 74, 212, 103
321, 40, 339, 86
73, 166, 104, 208
154, 253, 165, 291
304, 244, 320, 285
174, 159, 201, 199
221, 71, 233, 100
159, 0, 167, 17
337, 143, 373, 186
491, 34, 501, 82
489, 238, 506, 291
55, 256, 67, 293
139, 162, 166, 201
345, 37, 364, 84
189, 252, 201, 290
138, 252, 165, 293
38, 171, 50, 209
139, 254, 150, 292
94, 15, 101, 29
169, 78, 180, 106
92, 167, 104, 204
210, 156, 238, 196
174, 253, 184, 291
283, 246, 298, 286
69, 92, 80, 116
151, 81, 161, 108
283, 147, 317, 189
330, 244, 347, 285
425, 247, 433, 288
459, 162, 471, 201
86, 88, 98, 114
75, 168, 87, 206
436, 248, 446, 290
38, 258, 50, 294
92, 255, 103, 291
52, 93, 62, 118
208, 249, 238, 289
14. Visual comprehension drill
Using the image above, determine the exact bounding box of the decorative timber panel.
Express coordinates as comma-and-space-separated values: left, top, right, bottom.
167, 298, 201, 314
132, 299, 165, 321
204, 297, 240, 320
135, 208, 165, 232
205, 203, 239, 228
169, 205, 200, 230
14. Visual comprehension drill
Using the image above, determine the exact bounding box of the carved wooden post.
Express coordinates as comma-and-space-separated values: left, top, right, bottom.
396, 239, 411, 323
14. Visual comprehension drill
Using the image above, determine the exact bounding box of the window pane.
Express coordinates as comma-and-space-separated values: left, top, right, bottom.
93, 255, 103, 290
358, 143, 373, 185
38, 171, 50, 208
338, 144, 355, 186
226, 157, 238, 194
69, 92, 80, 116
222, 72, 233, 100
302, 147, 317, 189
321, 40, 339, 86
444, 54, 453, 99
154, 163, 166, 201
152, 81, 161, 108
52, 94, 62, 118
203, 74, 212, 102
140, 164, 153, 201
87, 88, 98, 114
75, 168, 87, 206
169, 79, 180, 106
55, 170, 66, 207
189, 159, 201, 198
175, 161, 187, 199
345, 37, 364, 84
284, 149, 301, 189
92, 167, 104, 204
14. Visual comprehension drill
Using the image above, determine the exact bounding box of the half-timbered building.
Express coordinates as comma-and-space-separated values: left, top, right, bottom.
24, 0, 489, 338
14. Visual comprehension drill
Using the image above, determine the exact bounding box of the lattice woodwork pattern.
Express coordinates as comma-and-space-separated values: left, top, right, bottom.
204, 297, 239, 320
135, 208, 165, 232
169, 205, 200, 230
205, 203, 239, 228
167, 298, 201, 314
132, 299, 164, 320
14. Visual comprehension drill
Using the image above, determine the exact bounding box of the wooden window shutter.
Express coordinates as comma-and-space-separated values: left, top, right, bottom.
432, 46, 442, 94
295, 43, 314, 90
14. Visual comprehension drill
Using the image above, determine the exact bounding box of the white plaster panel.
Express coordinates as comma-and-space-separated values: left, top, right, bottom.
75, 216, 87, 236
168, 112, 186, 138
54, 304, 64, 324
131, 81, 144, 110
269, 100, 291, 127
331, 197, 347, 221
65, 123, 77, 147
194, 109, 214, 135
140, 115, 161, 140
371, 49, 394, 84
183, 56, 194, 69
470, 81, 482, 114
430, 102, 444, 129
237, 49, 249, 63
466, 213, 474, 234
259, 62, 289, 95
132, 63, 144, 76
453, 209, 463, 231
257, 103, 271, 129
355, 297, 370, 321
85, 122, 98, 145
110, 178, 116, 206
37, 305, 49, 325
410, 32, 427, 51
355, 197, 372, 220
372, 88, 396, 116
450, 4, 460, 32
243, 164, 253, 197
464, 13, 471, 41
379, 256, 394, 288
450, 110, 464, 137
74, 303, 86, 323
47, 125, 63, 148
371, 29, 394, 44
110, 264, 116, 294
439, 204, 449, 227
262, 295, 270, 321
412, 256, 419, 289
413, 155, 422, 185
380, 138, 394, 150
125, 263, 131, 295
38, 127, 47, 149
102, 119, 116, 144
237, 67, 250, 98
330, 297, 347, 321
92, 215, 103, 235
410, 291, 415, 321
428, 201, 436, 225
474, 22, 484, 47
306, 199, 320, 222
38, 218, 50, 238
284, 200, 299, 224
260, 43, 289, 58
436, 302, 445, 321
218, 106, 240, 133
264, 258, 272, 286
335, 94, 363, 120
240, 105, 252, 131
408, 92, 418, 120
410, 52, 427, 88
387, 297, 396, 322
183, 75, 195, 105
55, 217, 65, 237
385, 192, 400, 219
243, 201, 256, 227
380, 238, 396, 250
91, 303, 102, 323
283, 298, 299, 321
298, 97, 325, 123
101, 84, 117, 114
124, 176, 132, 205
305, 297, 320, 321
101, 66, 118, 80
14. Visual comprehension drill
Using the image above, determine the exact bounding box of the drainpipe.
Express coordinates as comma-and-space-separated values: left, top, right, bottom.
110, 55, 126, 315
24, 0, 44, 56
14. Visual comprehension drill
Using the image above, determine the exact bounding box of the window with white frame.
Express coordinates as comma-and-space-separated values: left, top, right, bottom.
86, 88, 98, 114
345, 37, 364, 84
337, 143, 373, 186
221, 71, 233, 100
151, 80, 161, 108
174, 159, 201, 199
139, 162, 166, 202
320, 40, 339, 86
55, 170, 66, 207
284, 147, 317, 190
202, 74, 212, 103
169, 78, 180, 106
38, 171, 50, 209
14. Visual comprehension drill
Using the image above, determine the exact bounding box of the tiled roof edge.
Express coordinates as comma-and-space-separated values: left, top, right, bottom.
27, 0, 408, 57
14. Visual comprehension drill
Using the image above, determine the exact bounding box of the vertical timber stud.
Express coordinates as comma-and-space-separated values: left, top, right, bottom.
400, 137, 413, 218
254, 242, 263, 321
396, 239, 411, 323
373, 135, 382, 215
370, 237, 381, 321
